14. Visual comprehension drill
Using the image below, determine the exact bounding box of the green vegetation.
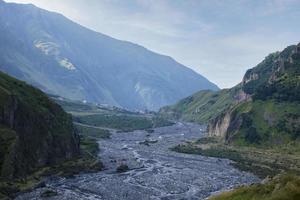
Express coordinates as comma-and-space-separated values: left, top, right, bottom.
160, 45, 300, 144
0, 72, 105, 198
209, 174, 300, 200
74, 114, 173, 132
242, 45, 299, 101
40, 189, 58, 198
0, 155, 103, 198
74, 114, 152, 131
50, 95, 97, 112
159, 88, 237, 124
227, 44, 299, 146
80, 136, 99, 156
0, 126, 16, 173
171, 44, 300, 200
172, 138, 300, 179
51, 94, 138, 115
0, 71, 80, 179
0, 133, 103, 198
75, 123, 111, 139
52, 94, 174, 132
228, 100, 300, 146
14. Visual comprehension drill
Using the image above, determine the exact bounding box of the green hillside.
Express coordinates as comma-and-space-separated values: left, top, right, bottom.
0, 72, 80, 179
170, 43, 300, 172
224, 44, 300, 146
51, 95, 174, 132
0, 72, 107, 198
159, 88, 235, 124
161, 43, 300, 147
227, 100, 300, 146
171, 43, 300, 199
210, 174, 300, 200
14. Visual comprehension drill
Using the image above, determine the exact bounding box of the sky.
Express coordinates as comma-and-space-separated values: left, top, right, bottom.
5, 0, 300, 88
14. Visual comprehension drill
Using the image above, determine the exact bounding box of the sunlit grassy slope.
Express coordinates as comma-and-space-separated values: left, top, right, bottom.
210, 174, 300, 200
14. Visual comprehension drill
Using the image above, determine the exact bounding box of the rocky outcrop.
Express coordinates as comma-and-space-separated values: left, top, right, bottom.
207, 43, 300, 143
0, 72, 80, 179
233, 89, 251, 103
242, 72, 259, 85
207, 111, 231, 139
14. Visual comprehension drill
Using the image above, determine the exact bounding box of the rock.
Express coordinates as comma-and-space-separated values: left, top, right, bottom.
40, 189, 58, 198
261, 176, 272, 184
116, 164, 129, 173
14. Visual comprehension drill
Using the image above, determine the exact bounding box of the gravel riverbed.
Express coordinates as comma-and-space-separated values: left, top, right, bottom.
16, 122, 259, 200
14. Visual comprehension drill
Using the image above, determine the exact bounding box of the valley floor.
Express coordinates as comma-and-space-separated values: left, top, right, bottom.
172, 137, 300, 179
16, 122, 258, 200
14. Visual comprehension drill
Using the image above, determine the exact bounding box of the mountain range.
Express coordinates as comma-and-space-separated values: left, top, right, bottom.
0, 0, 218, 111
160, 43, 300, 145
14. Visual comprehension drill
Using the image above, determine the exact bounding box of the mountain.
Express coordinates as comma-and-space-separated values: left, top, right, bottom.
159, 88, 238, 124
0, 0, 218, 111
161, 43, 300, 145
0, 71, 79, 179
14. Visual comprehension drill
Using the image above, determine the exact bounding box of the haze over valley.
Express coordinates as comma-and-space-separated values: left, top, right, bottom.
0, 1, 299, 200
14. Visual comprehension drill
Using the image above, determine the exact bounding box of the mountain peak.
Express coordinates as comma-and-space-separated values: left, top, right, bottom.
0, 1, 218, 111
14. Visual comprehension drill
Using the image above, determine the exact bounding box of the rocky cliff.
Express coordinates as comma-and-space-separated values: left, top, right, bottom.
207, 43, 300, 145
161, 43, 300, 146
0, 72, 80, 179
207, 111, 232, 139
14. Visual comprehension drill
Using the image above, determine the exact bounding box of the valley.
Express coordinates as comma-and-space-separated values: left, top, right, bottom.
0, 1, 299, 199
16, 122, 259, 200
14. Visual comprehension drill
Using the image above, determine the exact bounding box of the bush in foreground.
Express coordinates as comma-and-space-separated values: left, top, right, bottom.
210, 174, 300, 200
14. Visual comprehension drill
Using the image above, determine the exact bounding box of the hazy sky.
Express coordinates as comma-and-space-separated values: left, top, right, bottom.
5, 0, 300, 88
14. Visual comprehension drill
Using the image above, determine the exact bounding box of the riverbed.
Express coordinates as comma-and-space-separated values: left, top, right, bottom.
16, 122, 259, 200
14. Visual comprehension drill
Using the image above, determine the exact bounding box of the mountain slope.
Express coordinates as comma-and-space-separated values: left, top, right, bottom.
159, 88, 237, 124
0, 0, 218, 111
0, 71, 80, 179
161, 43, 300, 145
211, 43, 300, 145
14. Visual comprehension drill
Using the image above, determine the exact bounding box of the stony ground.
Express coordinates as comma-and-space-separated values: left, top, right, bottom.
16, 122, 259, 200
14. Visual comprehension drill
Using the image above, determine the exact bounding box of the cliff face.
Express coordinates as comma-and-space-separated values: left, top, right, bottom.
0, 72, 80, 178
207, 43, 300, 145
207, 111, 231, 139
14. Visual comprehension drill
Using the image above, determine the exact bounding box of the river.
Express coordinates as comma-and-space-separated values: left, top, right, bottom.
16, 122, 259, 200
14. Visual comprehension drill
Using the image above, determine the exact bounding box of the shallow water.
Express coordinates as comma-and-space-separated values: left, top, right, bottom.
16, 122, 259, 200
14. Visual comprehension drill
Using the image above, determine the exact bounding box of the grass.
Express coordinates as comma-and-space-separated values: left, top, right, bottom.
0, 71, 83, 180
74, 114, 173, 132
172, 137, 300, 179
0, 153, 103, 198
52, 90, 174, 133
0, 134, 103, 199
40, 189, 58, 197
0, 126, 16, 173
228, 100, 300, 146
75, 123, 111, 139
80, 136, 100, 156
159, 88, 238, 124
209, 174, 300, 200
74, 114, 152, 131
